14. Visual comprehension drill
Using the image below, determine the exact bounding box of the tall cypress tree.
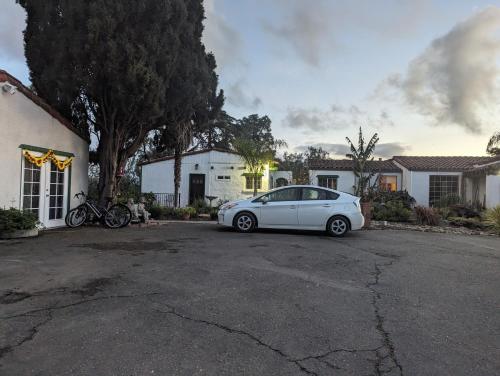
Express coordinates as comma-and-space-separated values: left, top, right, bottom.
18, 0, 188, 204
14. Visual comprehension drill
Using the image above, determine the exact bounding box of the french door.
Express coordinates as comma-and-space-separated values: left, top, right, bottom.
22, 154, 69, 228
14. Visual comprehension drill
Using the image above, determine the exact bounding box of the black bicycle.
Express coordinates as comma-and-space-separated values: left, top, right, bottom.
65, 191, 132, 229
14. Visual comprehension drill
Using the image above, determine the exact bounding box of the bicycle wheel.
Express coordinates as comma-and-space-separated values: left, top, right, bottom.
103, 204, 132, 229
65, 205, 88, 228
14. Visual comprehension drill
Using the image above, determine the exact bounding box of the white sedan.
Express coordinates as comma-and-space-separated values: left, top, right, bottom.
218, 185, 364, 237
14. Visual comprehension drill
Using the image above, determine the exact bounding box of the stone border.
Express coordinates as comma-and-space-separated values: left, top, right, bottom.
369, 221, 498, 237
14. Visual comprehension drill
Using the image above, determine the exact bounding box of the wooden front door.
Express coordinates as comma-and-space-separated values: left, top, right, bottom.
189, 174, 205, 204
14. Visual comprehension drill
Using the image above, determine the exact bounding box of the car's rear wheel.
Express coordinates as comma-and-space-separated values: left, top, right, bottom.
234, 212, 256, 233
327, 215, 349, 237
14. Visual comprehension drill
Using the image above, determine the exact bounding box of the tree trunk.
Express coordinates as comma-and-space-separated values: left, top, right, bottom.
97, 133, 121, 207
253, 174, 258, 197
173, 146, 182, 207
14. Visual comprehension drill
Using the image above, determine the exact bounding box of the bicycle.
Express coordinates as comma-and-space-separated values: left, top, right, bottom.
65, 191, 132, 229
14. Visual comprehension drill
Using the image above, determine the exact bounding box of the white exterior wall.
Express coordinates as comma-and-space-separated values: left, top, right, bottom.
141, 151, 270, 207
309, 170, 401, 194
0, 88, 89, 220
270, 171, 292, 187
485, 174, 500, 208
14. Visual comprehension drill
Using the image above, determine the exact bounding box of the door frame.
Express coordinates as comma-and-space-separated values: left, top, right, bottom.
20, 149, 71, 228
188, 173, 206, 205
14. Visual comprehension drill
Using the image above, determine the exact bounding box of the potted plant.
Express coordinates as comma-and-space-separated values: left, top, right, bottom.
0, 208, 39, 239
345, 127, 380, 228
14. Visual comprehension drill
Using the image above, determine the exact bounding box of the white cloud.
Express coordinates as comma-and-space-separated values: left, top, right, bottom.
283, 104, 394, 133
380, 6, 500, 134
226, 80, 262, 109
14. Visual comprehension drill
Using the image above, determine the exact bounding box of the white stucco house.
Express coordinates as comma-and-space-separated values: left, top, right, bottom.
393, 156, 500, 208
309, 155, 500, 208
309, 159, 403, 193
0, 70, 89, 228
140, 148, 291, 207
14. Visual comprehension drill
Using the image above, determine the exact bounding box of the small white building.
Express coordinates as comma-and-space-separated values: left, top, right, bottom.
308, 155, 500, 208
0, 70, 89, 228
140, 148, 289, 207
309, 159, 403, 193
393, 156, 500, 208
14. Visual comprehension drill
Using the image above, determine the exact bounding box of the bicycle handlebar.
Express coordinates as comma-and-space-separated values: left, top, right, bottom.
74, 191, 86, 199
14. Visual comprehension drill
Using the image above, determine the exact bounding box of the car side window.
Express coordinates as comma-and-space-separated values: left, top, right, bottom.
265, 188, 300, 202
301, 188, 339, 200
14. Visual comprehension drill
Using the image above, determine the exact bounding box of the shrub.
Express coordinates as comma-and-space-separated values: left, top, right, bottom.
0, 208, 38, 232
142, 192, 157, 211
448, 204, 481, 219
373, 201, 412, 222
174, 207, 197, 219
373, 190, 416, 209
448, 216, 491, 230
191, 198, 209, 214
210, 207, 219, 220
485, 205, 500, 234
414, 206, 440, 226
149, 206, 175, 220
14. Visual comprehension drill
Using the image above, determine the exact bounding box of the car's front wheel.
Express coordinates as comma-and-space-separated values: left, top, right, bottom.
327, 215, 349, 237
233, 212, 256, 233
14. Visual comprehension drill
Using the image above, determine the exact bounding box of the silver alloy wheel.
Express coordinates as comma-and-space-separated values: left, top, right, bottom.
330, 218, 347, 235
237, 215, 253, 231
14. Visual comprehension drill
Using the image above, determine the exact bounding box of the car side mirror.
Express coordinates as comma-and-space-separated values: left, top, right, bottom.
260, 196, 269, 204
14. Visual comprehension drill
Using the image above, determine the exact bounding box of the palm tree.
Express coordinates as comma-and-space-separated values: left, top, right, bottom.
233, 138, 286, 196
487, 131, 500, 156
345, 127, 379, 198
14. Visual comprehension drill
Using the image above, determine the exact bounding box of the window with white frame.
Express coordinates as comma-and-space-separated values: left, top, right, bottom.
245, 176, 262, 190
379, 175, 397, 192
317, 175, 338, 190
429, 175, 459, 206
22, 160, 41, 216
217, 175, 231, 181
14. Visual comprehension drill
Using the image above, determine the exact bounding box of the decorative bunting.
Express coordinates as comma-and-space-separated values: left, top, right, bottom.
23, 150, 73, 171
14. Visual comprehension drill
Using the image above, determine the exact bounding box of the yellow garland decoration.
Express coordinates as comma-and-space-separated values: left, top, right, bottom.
23, 150, 73, 171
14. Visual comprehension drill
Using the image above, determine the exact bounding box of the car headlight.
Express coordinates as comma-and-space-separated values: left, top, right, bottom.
221, 203, 238, 210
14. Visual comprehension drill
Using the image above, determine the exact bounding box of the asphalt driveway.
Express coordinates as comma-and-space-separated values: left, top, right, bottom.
0, 224, 499, 376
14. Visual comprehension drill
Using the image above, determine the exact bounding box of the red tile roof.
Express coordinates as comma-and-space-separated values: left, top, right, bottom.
308, 159, 402, 172
0, 69, 89, 142
393, 156, 500, 172
138, 148, 239, 166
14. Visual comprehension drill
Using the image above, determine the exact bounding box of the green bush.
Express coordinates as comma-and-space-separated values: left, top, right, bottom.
0, 208, 38, 232
373, 190, 416, 209
191, 198, 209, 214
433, 194, 462, 208
448, 216, 491, 230
485, 205, 500, 234
373, 201, 412, 222
210, 207, 219, 220
149, 206, 175, 220
414, 206, 440, 226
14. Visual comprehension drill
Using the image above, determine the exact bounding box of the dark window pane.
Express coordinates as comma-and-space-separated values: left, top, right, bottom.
24, 169, 32, 182
50, 196, 56, 207
326, 191, 339, 200
50, 184, 57, 195
32, 209, 39, 217
49, 208, 56, 220
33, 170, 40, 182
32, 183, 40, 195
56, 208, 63, 219
302, 188, 321, 200
24, 183, 31, 195
51, 171, 57, 183
267, 188, 299, 202
32, 196, 39, 209
57, 172, 64, 184
57, 196, 63, 207
23, 196, 31, 209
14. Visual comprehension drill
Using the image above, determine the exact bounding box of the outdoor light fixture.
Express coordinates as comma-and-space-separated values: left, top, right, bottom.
195, 163, 199, 170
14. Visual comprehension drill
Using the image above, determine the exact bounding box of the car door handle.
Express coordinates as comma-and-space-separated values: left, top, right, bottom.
290, 205, 296, 209
322, 205, 331, 207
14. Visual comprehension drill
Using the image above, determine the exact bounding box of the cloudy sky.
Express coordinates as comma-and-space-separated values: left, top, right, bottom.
2, 1, 500, 158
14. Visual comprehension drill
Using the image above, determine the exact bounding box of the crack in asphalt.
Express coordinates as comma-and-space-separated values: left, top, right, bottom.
0, 292, 164, 360
293, 347, 382, 372
152, 304, 322, 375
367, 261, 404, 376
